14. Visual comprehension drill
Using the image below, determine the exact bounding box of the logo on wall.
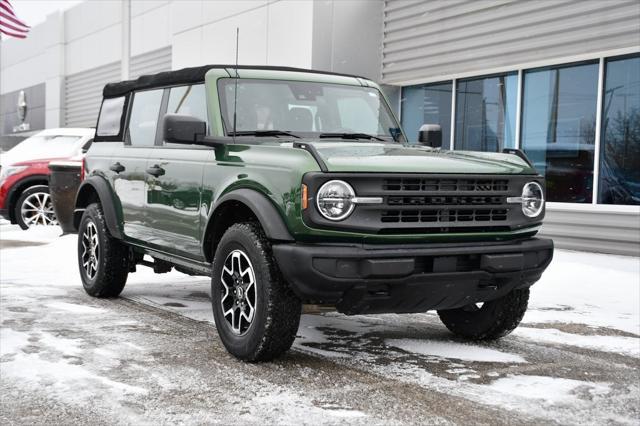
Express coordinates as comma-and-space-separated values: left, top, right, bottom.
13, 90, 30, 132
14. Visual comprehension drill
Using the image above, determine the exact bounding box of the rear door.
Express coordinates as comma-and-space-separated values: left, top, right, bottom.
111, 88, 164, 243
144, 84, 211, 259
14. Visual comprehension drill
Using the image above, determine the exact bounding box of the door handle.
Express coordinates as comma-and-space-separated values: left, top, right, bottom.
110, 162, 125, 173
146, 165, 165, 177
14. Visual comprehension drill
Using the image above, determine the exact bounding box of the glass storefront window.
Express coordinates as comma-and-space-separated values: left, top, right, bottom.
521, 62, 599, 203
454, 74, 517, 152
598, 55, 640, 205
401, 82, 452, 144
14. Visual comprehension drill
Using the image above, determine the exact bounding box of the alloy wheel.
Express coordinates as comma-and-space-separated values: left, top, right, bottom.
220, 249, 257, 335
20, 192, 58, 227
81, 221, 100, 280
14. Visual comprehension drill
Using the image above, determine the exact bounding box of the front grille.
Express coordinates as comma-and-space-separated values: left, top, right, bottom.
303, 173, 540, 235
379, 177, 513, 230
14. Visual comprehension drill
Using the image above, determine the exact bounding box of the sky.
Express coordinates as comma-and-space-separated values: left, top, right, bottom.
9, 0, 84, 28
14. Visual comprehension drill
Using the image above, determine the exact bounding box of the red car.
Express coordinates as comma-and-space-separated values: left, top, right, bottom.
0, 128, 94, 229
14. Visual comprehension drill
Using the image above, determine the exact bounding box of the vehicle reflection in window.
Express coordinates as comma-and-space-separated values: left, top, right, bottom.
521, 62, 599, 203
598, 55, 640, 205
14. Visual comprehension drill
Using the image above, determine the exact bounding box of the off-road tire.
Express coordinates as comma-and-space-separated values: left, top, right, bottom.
15, 185, 56, 230
211, 222, 301, 362
437, 288, 530, 340
77, 203, 129, 298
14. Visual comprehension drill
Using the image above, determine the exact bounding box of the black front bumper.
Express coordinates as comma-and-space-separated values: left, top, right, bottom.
273, 238, 553, 315
0, 208, 9, 221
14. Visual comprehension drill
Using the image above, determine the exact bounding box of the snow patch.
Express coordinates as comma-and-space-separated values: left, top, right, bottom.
248, 391, 367, 423
47, 302, 106, 315
525, 250, 640, 335
386, 338, 526, 363
515, 327, 640, 358
38, 332, 83, 356
0, 328, 30, 356
488, 375, 610, 405
1, 352, 147, 403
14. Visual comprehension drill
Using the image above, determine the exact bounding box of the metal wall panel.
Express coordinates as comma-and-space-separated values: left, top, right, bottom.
539, 208, 640, 256
64, 62, 121, 128
130, 47, 172, 80
382, 0, 640, 84
64, 48, 172, 128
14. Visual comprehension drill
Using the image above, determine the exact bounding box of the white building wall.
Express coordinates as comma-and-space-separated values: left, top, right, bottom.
1, 0, 374, 132
64, 0, 122, 76
170, 0, 313, 69
1, 10, 66, 129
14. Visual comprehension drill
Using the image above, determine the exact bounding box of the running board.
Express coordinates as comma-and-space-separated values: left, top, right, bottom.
141, 248, 212, 276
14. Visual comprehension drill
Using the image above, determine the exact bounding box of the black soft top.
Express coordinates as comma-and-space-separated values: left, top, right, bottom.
103, 65, 364, 98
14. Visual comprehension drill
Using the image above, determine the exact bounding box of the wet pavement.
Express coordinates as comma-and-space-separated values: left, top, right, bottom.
1, 226, 639, 425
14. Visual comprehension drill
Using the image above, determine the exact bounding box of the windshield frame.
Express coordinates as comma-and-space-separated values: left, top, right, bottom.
216, 77, 405, 143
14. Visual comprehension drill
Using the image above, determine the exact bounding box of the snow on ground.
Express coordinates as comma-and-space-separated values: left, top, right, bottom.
523, 249, 639, 335
1, 223, 639, 424
385, 339, 527, 363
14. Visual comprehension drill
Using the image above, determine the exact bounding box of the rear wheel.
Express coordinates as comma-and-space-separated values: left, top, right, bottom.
437, 288, 530, 340
211, 222, 301, 362
77, 203, 129, 298
15, 185, 58, 230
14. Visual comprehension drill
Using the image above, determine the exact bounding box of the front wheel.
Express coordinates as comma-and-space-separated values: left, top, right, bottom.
77, 203, 129, 298
437, 288, 530, 340
15, 185, 58, 229
211, 222, 301, 362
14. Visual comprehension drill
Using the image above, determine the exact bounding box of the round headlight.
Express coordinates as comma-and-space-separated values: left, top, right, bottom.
522, 182, 544, 217
316, 180, 355, 221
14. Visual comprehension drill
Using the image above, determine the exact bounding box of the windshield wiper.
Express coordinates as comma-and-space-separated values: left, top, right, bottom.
318, 132, 386, 142
229, 130, 301, 138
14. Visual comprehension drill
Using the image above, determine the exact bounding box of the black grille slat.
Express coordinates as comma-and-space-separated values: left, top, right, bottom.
381, 208, 509, 223
387, 195, 505, 206
383, 178, 509, 192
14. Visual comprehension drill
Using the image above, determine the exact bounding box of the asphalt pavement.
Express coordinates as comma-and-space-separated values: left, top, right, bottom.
1, 227, 638, 425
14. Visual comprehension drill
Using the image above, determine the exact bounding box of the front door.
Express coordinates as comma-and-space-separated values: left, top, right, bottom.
144, 84, 210, 259
111, 88, 164, 243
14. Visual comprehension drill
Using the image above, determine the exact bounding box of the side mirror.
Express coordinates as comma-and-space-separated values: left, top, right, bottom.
163, 113, 206, 144
418, 124, 442, 148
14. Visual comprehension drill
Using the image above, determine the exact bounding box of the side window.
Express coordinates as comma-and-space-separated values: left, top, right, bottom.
128, 89, 163, 146
166, 84, 208, 129
96, 96, 126, 137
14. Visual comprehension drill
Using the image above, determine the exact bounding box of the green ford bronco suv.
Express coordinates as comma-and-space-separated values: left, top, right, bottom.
73, 65, 553, 361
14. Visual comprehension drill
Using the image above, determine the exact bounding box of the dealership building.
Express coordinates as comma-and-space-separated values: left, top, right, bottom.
1, 0, 638, 255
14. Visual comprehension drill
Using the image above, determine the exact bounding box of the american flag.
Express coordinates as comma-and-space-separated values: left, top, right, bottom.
0, 0, 30, 39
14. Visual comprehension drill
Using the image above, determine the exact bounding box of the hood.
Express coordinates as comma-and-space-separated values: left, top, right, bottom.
303, 142, 536, 175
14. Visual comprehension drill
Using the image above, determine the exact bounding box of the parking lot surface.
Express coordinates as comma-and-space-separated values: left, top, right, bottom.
1, 224, 639, 425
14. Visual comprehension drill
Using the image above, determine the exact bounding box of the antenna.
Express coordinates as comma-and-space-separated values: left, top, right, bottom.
232, 27, 239, 144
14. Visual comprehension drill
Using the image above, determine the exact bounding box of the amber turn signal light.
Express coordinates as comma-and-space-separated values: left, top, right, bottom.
302, 184, 308, 210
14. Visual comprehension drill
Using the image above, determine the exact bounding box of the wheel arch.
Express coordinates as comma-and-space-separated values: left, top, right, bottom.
6, 174, 49, 223
202, 188, 294, 263
73, 176, 123, 239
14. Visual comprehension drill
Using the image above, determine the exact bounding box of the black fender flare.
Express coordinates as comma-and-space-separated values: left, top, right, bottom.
205, 188, 294, 252
73, 176, 123, 239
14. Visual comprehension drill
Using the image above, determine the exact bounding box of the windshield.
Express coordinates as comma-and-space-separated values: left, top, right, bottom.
1, 135, 82, 165
218, 78, 403, 141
